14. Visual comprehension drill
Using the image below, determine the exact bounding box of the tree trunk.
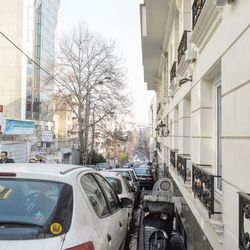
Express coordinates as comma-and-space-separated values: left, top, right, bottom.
78, 121, 85, 165
89, 121, 95, 164
83, 91, 90, 165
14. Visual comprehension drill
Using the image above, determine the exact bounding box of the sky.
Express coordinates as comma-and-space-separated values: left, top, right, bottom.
56, 0, 154, 125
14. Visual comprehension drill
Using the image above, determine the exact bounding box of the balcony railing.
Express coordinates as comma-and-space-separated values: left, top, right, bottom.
192, 164, 222, 218
177, 154, 191, 183
192, 0, 207, 29
170, 62, 177, 82
239, 192, 250, 249
170, 149, 178, 168
178, 31, 190, 64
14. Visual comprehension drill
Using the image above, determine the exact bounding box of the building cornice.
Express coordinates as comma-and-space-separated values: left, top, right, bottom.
190, 0, 226, 51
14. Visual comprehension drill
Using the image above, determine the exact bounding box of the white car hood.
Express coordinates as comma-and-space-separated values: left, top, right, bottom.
0, 235, 64, 250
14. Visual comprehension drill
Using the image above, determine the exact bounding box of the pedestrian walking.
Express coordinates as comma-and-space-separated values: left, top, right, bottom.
0, 151, 15, 163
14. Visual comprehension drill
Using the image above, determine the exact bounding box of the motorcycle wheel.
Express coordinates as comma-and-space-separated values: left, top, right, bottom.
149, 230, 169, 250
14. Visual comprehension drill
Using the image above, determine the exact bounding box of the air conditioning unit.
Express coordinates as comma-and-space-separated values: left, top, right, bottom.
185, 49, 197, 63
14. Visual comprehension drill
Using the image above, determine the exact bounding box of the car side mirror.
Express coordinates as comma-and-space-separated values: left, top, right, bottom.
120, 197, 133, 208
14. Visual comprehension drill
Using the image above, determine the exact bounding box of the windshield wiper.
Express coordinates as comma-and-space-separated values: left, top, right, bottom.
0, 221, 43, 229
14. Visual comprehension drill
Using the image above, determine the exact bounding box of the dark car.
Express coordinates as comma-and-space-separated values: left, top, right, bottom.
134, 166, 154, 189
95, 162, 108, 171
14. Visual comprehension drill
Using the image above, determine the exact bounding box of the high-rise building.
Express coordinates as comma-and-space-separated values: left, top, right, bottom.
0, 0, 60, 121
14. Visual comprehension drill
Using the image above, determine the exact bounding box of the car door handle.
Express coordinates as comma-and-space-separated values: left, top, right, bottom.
107, 234, 112, 242
119, 222, 122, 227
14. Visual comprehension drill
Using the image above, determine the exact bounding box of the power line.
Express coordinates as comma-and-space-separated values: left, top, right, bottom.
0, 31, 60, 86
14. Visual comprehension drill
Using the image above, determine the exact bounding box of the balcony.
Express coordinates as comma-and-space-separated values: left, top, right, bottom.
192, 0, 207, 29
239, 192, 250, 249
170, 149, 178, 168
178, 31, 190, 64
177, 154, 191, 183
190, 0, 226, 49
192, 164, 222, 218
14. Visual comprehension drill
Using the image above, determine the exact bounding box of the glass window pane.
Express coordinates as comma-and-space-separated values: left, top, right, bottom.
106, 177, 122, 195
95, 175, 120, 213
81, 174, 109, 217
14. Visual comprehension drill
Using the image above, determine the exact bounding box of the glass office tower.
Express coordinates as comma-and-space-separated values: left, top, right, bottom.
26, 0, 60, 121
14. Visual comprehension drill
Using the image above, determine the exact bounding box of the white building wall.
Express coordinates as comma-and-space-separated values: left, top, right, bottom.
142, 0, 250, 249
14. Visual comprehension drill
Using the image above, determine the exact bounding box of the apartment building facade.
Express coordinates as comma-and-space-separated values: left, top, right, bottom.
140, 0, 250, 249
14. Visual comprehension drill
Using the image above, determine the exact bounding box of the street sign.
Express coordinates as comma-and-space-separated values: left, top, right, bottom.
41, 130, 53, 142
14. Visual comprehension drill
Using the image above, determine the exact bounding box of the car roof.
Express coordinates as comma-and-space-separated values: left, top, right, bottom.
100, 171, 121, 178
0, 163, 94, 182
112, 168, 132, 172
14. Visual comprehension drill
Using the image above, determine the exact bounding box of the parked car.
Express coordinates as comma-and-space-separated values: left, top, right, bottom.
95, 162, 108, 170
101, 171, 135, 226
111, 168, 140, 201
0, 164, 133, 250
84, 164, 96, 170
134, 166, 154, 189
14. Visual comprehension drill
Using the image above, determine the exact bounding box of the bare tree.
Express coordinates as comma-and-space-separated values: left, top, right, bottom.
52, 24, 131, 164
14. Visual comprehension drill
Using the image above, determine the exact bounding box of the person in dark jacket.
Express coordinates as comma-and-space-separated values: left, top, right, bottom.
0, 151, 15, 163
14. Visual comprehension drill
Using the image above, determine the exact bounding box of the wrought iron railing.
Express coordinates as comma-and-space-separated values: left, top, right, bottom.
239, 192, 250, 250
177, 154, 191, 183
192, 163, 222, 218
170, 62, 177, 82
170, 149, 178, 168
192, 0, 207, 29
178, 31, 190, 64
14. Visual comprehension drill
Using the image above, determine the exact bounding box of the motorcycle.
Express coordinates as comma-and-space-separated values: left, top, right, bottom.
141, 178, 175, 250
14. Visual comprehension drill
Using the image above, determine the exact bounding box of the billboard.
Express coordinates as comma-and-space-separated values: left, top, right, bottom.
5, 119, 35, 135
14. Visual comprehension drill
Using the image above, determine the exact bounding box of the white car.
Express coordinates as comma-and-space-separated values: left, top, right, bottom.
111, 168, 140, 200
101, 171, 135, 226
0, 164, 133, 250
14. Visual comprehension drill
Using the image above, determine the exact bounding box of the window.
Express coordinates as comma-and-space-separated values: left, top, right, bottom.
113, 171, 131, 181
106, 177, 122, 195
134, 167, 152, 175
215, 84, 222, 191
81, 174, 109, 217
95, 175, 120, 213
0, 179, 73, 240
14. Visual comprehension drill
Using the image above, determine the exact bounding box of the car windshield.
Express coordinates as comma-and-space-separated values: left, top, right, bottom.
106, 177, 122, 194
134, 167, 151, 175
0, 178, 73, 240
113, 171, 131, 181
